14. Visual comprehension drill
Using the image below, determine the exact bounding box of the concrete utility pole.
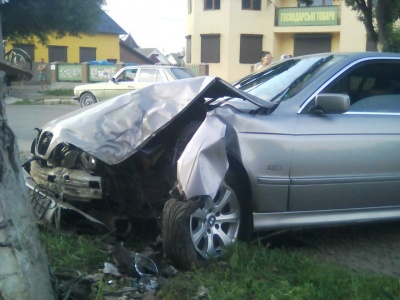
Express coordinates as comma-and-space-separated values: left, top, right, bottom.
0, 11, 56, 300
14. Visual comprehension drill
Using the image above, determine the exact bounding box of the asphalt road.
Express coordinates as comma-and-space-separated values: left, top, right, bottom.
5, 104, 79, 152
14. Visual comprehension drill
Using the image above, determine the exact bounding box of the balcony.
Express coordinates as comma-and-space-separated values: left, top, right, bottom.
275, 6, 341, 27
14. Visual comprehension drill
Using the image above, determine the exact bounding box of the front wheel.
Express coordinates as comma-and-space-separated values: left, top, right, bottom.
79, 93, 97, 107
163, 172, 251, 269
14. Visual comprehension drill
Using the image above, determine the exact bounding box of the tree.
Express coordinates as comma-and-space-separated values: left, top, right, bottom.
300, 0, 400, 52
0, 1, 104, 299
1, 0, 105, 45
343, 0, 400, 51
383, 26, 400, 52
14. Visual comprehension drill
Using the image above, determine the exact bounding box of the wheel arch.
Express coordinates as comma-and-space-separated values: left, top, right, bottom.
226, 153, 254, 236
80, 91, 96, 99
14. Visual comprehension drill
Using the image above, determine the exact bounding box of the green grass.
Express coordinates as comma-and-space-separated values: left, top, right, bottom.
11, 99, 41, 105
40, 228, 400, 300
39, 227, 108, 274
159, 242, 400, 300
39, 88, 74, 96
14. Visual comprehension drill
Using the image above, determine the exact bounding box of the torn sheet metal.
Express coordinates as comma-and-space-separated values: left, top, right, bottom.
177, 112, 228, 200
33, 76, 270, 165
23, 168, 108, 231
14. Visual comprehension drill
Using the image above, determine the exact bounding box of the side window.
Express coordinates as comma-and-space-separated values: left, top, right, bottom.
117, 69, 137, 82
320, 61, 400, 113
128, 69, 137, 81
138, 69, 157, 82
155, 70, 166, 82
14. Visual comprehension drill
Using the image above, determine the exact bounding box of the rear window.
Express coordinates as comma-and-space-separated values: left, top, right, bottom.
170, 68, 195, 79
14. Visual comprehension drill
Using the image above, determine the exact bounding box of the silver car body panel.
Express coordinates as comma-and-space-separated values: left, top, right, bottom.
36, 77, 215, 164
177, 113, 228, 200
27, 52, 400, 232
35, 76, 272, 165
176, 53, 400, 231
253, 206, 400, 230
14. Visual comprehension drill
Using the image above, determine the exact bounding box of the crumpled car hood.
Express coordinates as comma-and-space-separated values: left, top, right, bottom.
36, 76, 270, 165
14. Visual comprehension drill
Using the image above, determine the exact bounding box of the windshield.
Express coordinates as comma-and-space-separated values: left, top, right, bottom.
235, 54, 346, 103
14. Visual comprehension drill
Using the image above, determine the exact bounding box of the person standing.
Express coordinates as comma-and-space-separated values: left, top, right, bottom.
254, 51, 273, 72
37, 58, 47, 91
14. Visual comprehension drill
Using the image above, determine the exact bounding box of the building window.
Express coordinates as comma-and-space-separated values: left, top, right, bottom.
12, 44, 35, 62
48, 46, 67, 63
186, 35, 192, 63
240, 34, 263, 64
298, 0, 332, 6
188, 0, 192, 13
80, 47, 96, 63
204, 0, 220, 10
242, 0, 261, 10
201, 34, 220, 63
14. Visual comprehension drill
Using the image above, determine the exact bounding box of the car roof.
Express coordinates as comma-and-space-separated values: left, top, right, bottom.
121, 65, 188, 70
298, 51, 400, 59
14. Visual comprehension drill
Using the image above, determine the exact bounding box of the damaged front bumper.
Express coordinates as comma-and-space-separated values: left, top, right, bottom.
23, 167, 108, 231
29, 160, 102, 202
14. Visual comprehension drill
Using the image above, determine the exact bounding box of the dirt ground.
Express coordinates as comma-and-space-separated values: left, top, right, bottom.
260, 221, 400, 278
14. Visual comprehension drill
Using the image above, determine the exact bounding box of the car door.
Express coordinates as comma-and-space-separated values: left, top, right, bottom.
289, 59, 400, 211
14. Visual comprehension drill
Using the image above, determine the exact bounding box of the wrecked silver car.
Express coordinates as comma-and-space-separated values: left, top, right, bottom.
24, 52, 400, 269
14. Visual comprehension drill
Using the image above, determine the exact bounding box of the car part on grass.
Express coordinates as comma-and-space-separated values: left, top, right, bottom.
53, 269, 93, 300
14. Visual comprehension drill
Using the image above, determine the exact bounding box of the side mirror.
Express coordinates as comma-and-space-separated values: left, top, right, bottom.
111, 77, 117, 83
310, 93, 350, 114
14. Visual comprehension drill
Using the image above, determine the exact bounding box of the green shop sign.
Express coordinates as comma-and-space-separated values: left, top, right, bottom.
58, 65, 82, 81
278, 6, 338, 26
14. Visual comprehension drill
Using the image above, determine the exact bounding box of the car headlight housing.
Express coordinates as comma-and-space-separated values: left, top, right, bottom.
80, 152, 97, 171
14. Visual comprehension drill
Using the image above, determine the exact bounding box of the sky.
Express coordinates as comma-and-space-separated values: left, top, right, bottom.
103, 0, 187, 54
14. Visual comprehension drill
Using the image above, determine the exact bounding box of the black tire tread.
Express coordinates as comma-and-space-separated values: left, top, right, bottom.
80, 93, 97, 107
162, 198, 210, 269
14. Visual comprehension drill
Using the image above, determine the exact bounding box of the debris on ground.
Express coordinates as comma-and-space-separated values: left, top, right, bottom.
51, 239, 177, 299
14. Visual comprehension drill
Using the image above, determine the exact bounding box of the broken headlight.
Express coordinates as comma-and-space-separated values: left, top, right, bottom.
80, 152, 97, 171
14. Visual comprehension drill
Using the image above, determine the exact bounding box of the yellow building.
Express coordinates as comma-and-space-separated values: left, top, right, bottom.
186, 0, 368, 82
7, 10, 126, 64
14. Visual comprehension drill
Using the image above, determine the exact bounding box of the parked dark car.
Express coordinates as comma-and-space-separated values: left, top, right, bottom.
24, 52, 400, 269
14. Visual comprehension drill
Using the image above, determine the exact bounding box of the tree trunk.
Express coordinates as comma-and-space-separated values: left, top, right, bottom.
0, 10, 55, 298
0, 72, 55, 299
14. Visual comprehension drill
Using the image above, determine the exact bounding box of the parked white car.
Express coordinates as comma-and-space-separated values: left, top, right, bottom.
74, 65, 195, 107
